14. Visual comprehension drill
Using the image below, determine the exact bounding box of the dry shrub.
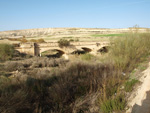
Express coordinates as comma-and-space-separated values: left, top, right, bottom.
72, 92, 100, 113
5, 61, 25, 72
0, 61, 120, 113
29, 57, 68, 68
29, 68, 51, 79
45, 61, 118, 112
4, 57, 68, 72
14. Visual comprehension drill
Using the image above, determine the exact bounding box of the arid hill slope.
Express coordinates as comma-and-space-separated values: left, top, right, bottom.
0, 28, 149, 38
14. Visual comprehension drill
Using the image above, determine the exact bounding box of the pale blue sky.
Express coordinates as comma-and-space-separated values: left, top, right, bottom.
0, 0, 150, 31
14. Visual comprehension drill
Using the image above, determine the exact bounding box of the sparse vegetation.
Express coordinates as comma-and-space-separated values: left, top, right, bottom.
29, 38, 45, 43
58, 39, 70, 48
8, 38, 28, 43
8, 38, 45, 43
100, 94, 126, 113
0, 32, 150, 113
91, 34, 125, 37
63, 36, 73, 39
124, 79, 139, 92
0, 60, 118, 112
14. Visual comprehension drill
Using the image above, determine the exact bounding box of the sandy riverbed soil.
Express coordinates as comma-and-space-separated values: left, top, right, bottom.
126, 62, 150, 113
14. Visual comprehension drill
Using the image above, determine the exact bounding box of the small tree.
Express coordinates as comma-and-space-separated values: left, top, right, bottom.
57, 39, 70, 48
0, 44, 14, 61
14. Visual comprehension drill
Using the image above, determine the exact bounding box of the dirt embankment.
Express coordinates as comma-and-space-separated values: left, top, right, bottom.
126, 62, 150, 113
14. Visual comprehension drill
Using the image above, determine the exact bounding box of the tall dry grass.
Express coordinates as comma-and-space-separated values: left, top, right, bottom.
98, 32, 150, 113
110, 33, 150, 72
0, 61, 119, 113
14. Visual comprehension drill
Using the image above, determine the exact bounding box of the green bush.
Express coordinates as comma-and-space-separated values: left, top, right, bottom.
124, 79, 139, 92
100, 94, 126, 113
0, 44, 14, 61
58, 39, 70, 48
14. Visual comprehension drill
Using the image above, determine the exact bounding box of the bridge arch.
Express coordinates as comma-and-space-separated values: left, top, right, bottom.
71, 47, 93, 55
97, 46, 110, 53
81, 47, 92, 53
71, 49, 86, 55
41, 49, 65, 58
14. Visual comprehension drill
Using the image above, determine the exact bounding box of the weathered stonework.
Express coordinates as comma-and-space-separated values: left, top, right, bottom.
15, 42, 109, 56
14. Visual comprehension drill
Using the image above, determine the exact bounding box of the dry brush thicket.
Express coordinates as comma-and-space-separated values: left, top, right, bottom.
0, 33, 150, 113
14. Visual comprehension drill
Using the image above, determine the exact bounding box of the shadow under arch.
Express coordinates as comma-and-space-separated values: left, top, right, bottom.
41, 49, 65, 58
71, 47, 92, 55
71, 49, 86, 55
97, 46, 110, 54
81, 47, 92, 53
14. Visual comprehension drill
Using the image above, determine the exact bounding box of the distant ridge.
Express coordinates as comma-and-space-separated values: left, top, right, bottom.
0, 28, 149, 38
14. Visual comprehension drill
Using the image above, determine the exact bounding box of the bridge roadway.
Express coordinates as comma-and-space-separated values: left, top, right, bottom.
15, 41, 110, 56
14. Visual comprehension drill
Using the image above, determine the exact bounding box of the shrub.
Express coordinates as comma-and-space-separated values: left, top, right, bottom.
4, 57, 68, 72
124, 79, 139, 92
0, 61, 118, 112
0, 44, 14, 61
110, 33, 150, 72
58, 39, 70, 48
100, 94, 126, 113
5, 61, 24, 72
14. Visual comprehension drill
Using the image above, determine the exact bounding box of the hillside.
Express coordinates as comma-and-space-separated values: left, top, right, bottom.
0, 28, 149, 38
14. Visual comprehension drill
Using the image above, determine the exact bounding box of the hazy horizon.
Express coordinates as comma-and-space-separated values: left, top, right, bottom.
1, 27, 150, 32
0, 0, 150, 31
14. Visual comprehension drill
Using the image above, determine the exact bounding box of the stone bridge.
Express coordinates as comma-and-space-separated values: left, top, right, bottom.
15, 41, 110, 58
